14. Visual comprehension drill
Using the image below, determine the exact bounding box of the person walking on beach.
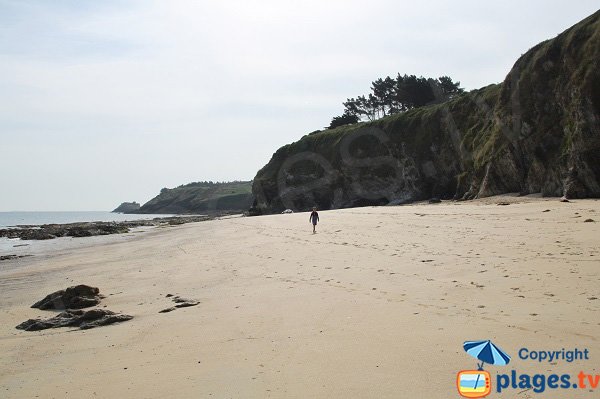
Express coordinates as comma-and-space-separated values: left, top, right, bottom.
309, 207, 319, 234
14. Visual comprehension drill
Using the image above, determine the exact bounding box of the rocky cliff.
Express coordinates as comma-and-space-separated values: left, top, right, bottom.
251, 11, 600, 214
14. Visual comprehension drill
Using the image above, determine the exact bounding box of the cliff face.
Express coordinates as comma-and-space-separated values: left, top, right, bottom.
252, 11, 600, 214
137, 181, 253, 214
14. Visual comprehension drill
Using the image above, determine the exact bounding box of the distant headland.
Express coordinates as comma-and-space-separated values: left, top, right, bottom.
115, 181, 253, 215
112, 202, 141, 213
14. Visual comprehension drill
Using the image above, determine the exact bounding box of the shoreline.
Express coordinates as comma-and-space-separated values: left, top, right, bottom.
0, 211, 243, 242
0, 213, 244, 268
0, 215, 215, 240
0, 193, 586, 265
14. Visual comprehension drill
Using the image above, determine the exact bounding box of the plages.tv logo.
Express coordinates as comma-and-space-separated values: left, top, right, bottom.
457, 340, 511, 398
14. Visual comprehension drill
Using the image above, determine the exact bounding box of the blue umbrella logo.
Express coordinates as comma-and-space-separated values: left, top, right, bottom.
464, 340, 511, 370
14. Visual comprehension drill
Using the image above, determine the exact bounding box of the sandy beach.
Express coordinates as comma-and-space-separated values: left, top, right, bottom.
1, 196, 599, 398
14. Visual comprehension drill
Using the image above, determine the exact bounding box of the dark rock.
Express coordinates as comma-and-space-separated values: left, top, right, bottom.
172, 296, 193, 303
247, 206, 262, 217
16, 309, 133, 331
584, 218, 595, 222
0, 254, 32, 262
175, 301, 200, 308
159, 296, 200, 313
172, 296, 200, 307
31, 285, 103, 310
18, 230, 57, 240
497, 202, 511, 206
428, 198, 441, 204
563, 167, 589, 199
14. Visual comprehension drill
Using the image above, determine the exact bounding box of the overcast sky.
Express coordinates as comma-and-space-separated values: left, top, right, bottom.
0, 1, 598, 211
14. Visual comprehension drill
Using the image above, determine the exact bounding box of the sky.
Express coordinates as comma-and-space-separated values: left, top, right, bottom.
0, 1, 598, 211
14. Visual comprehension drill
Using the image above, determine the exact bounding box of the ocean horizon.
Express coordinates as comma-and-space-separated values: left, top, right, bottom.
0, 211, 176, 229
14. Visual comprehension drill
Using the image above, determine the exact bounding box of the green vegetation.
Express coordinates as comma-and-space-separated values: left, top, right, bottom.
328, 74, 464, 128
138, 181, 253, 214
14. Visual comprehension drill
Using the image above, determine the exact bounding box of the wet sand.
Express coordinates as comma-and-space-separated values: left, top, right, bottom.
0, 196, 598, 398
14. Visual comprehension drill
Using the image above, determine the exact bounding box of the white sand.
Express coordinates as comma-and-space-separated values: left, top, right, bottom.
1, 196, 599, 398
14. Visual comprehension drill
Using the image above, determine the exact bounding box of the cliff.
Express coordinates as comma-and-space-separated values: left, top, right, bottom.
251, 11, 600, 214
137, 181, 253, 214
112, 202, 141, 213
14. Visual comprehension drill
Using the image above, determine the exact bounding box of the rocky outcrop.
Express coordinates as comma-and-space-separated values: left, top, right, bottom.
0, 254, 32, 262
251, 11, 600, 214
0, 222, 129, 240
0, 215, 212, 241
16, 309, 133, 331
31, 285, 103, 310
159, 295, 200, 313
17, 285, 133, 332
112, 201, 141, 213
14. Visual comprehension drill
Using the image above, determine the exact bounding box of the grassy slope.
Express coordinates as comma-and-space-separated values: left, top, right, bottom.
138, 181, 253, 214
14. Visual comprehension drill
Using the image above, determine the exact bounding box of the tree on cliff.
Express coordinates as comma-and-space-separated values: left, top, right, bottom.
329, 74, 464, 127
328, 111, 360, 129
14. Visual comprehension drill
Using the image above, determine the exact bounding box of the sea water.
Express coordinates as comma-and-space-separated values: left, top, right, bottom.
0, 211, 174, 228
0, 211, 179, 258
